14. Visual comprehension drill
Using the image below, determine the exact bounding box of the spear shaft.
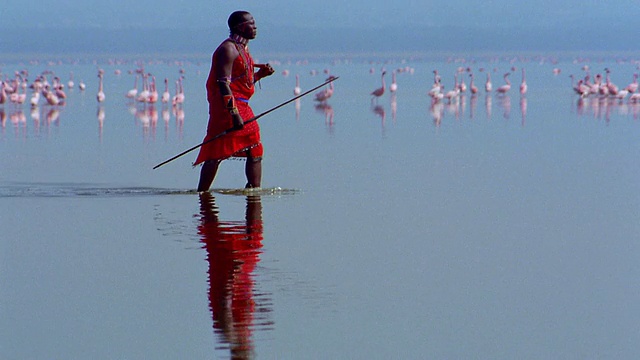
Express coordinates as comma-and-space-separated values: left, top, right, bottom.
153, 76, 338, 170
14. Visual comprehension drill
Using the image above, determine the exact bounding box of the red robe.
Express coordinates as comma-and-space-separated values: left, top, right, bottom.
194, 40, 263, 165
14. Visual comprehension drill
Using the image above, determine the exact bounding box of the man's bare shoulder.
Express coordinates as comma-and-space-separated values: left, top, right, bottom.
215, 39, 237, 55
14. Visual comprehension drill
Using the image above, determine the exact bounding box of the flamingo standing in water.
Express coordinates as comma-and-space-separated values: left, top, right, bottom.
496, 73, 511, 95
485, 72, 492, 92
389, 70, 398, 93
314, 76, 335, 103
147, 75, 158, 103
172, 77, 185, 106
469, 73, 479, 95
370, 70, 386, 102
519, 68, 527, 96
444, 73, 460, 102
126, 74, 138, 100
96, 71, 105, 103
0, 82, 8, 104
161, 78, 171, 104
137, 74, 150, 103
293, 74, 301, 95
67, 72, 75, 89
625, 73, 638, 93
604, 68, 619, 95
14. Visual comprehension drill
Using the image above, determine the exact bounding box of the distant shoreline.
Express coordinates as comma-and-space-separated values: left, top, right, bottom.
0, 27, 640, 63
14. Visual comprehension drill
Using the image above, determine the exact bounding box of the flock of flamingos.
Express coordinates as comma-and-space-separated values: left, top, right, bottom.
2, 59, 640, 130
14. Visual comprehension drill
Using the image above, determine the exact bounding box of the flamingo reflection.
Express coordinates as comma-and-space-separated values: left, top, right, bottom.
198, 193, 272, 359
520, 96, 527, 126
371, 103, 385, 128
314, 102, 334, 128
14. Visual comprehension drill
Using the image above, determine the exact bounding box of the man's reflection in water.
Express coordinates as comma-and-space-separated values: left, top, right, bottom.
198, 192, 270, 359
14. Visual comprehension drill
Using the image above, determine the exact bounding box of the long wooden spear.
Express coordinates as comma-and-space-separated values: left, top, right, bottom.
153, 76, 338, 170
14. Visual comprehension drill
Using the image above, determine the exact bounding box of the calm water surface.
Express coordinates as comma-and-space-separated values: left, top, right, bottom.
1, 52, 640, 359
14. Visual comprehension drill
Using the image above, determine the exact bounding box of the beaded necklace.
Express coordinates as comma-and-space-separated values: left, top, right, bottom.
229, 34, 253, 87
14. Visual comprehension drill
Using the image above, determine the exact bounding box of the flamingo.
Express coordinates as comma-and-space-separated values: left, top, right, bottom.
136, 74, 149, 103
54, 77, 67, 99
485, 72, 492, 92
370, 70, 386, 102
147, 75, 158, 103
624, 73, 638, 93
428, 70, 443, 98
457, 68, 467, 93
161, 78, 171, 104
67, 72, 75, 89
496, 73, 511, 95
30, 91, 40, 107
389, 70, 398, 93
172, 77, 185, 106
78, 79, 86, 91
43, 86, 60, 106
314, 76, 335, 103
293, 74, 301, 95
126, 74, 138, 100
519, 68, 527, 96
469, 73, 479, 95
96, 72, 105, 103
444, 73, 460, 102
605, 68, 618, 95
0, 82, 7, 104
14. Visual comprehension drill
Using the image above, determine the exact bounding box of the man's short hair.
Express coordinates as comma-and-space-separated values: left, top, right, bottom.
228, 11, 250, 29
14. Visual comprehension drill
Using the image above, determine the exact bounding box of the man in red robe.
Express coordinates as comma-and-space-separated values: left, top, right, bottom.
195, 11, 275, 191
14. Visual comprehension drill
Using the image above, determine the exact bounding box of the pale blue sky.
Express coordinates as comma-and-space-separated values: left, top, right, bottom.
3, 1, 639, 53
5, 1, 638, 30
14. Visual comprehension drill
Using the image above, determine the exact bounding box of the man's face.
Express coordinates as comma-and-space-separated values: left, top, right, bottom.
235, 14, 257, 40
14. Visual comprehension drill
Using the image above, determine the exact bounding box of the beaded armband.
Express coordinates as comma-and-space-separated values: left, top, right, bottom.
216, 76, 231, 85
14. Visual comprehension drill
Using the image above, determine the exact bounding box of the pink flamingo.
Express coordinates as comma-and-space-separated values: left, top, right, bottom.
370, 70, 386, 102
519, 68, 527, 96
314, 76, 335, 103
625, 73, 638, 93
96, 71, 105, 103
496, 73, 511, 95
469, 73, 479, 95
161, 78, 171, 104
137, 74, 149, 103
457, 68, 467, 93
54, 77, 67, 99
126, 74, 138, 100
172, 77, 185, 106
293, 74, 301, 95
485, 72, 492, 92
389, 70, 398, 93
444, 73, 460, 102
605, 68, 618, 95
147, 75, 158, 103
0, 82, 7, 104
428, 70, 443, 98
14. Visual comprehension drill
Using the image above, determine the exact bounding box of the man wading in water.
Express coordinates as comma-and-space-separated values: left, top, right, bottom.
194, 10, 275, 192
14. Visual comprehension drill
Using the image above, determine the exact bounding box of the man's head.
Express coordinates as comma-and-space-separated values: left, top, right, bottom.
228, 11, 257, 40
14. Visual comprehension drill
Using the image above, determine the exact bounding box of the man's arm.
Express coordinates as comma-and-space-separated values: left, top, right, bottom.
214, 42, 244, 129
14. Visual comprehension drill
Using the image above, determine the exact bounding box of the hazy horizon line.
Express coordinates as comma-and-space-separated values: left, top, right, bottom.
1, 25, 638, 58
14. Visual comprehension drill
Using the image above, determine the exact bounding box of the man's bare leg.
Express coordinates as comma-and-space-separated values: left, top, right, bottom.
245, 156, 262, 188
198, 160, 220, 192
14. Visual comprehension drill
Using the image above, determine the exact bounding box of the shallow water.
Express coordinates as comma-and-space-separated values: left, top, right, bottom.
2, 52, 640, 359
